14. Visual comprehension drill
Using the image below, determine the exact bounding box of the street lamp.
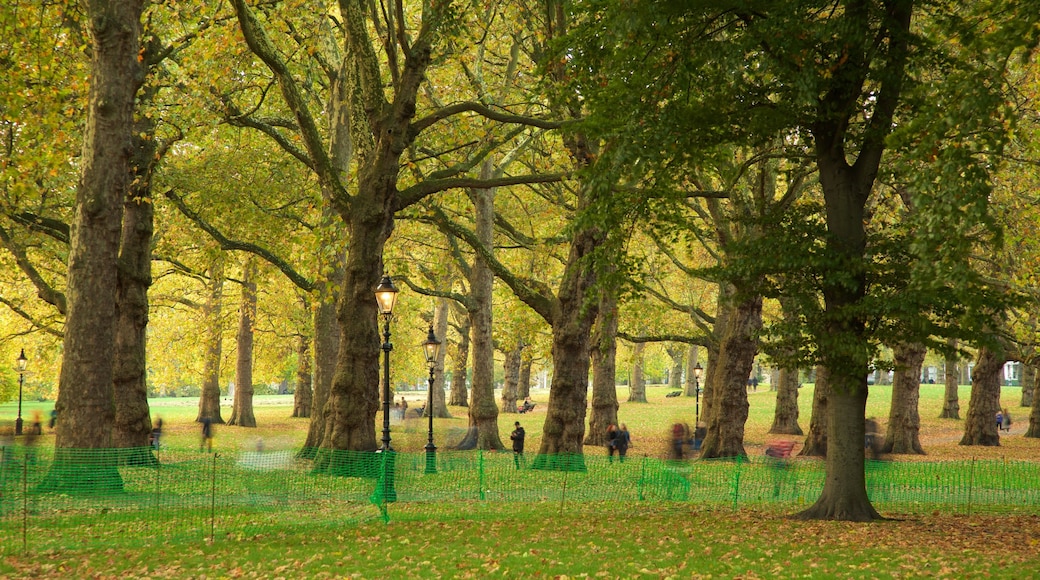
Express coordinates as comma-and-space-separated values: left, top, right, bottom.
15, 349, 27, 436
421, 324, 441, 474
693, 362, 703, 450
374, 275, 399, 452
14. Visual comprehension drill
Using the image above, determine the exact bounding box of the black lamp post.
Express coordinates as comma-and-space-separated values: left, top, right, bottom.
374, 276, 399, 451
421, 324, 441, 474
693, 362, 703, 449
15, 349, 27, 436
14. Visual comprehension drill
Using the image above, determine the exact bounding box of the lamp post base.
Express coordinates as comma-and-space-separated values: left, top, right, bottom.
424, 443, 437, 474
374, 448, 397, 503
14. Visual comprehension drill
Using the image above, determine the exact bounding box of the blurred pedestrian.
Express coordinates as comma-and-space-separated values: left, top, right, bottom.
670, 422, 687, 460
1001, 408, 1012, 433
200, 416, 214, 452
606, 424, 618, 462
614, 424, 631, 462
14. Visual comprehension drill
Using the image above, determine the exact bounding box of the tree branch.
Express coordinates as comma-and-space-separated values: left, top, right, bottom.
426, 204, 557, 322
163, 189, 315, 292
0, 223, 67, 315
409, 102, 563, 139
397, 173, 567, 211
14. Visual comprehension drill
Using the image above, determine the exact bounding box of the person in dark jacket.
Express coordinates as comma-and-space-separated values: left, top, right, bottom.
510, 421, 526, 469
614, 424, 631, 462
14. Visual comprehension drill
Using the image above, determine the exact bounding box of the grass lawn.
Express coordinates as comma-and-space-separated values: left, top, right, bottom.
2, 384, 1038, 578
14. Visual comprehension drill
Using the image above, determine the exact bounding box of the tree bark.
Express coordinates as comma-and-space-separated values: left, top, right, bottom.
299, 235, 343, 457
111, 108, 158, 452
794, 381, 879, 521
699, 294, 760, 459
292, 331, 312, 417
959, 345, 1005, 446
500, 344, 522, 413
769, 366, 802, 435
1021, 364, 1035, 408
628, 342, 647, 403
228, 259, 257, 427
449, 313, 470, 407
799, 365, 829, 457
196, 256, 226, 424
586, 291, 619, 446
455, 170, 504, 450
531, 223, 601, 466
700, 284, 732, 431
883, 342, 925, 454
53, 0, 144, 452
665, 344, 684, 390
1026, 368, 1040, 438
430, 297, 452, 418
939, 340, 960, 419
518, 358, 533, 400
683, 345, 700, 396
316, 197, 393, 459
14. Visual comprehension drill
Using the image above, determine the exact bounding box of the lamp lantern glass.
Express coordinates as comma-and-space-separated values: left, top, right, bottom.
374, 276, 399, 317
422, 325, 440, 369
16, 349, 27, 373
693, 362, 703, 379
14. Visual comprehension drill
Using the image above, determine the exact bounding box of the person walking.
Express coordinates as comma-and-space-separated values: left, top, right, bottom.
510, 421, 525, 469
606, 424, 618, 463
1001, 408, 1012, 433
614, 424, 631, 462
200, 416, 214, 452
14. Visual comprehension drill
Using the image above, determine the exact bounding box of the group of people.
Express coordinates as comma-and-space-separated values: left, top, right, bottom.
670, 422, 707, 460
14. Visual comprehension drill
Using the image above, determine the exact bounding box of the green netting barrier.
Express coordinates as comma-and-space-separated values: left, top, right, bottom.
1, 445, 1038, 555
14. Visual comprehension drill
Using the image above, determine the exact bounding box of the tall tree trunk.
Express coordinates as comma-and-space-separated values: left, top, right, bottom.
316, 198, 392, 459
959, 345, 1005, 446
500, 344, 522, 413
1021, 364, 1035, 408
531, 232, 600, 465
449, 311, 470, 407
939, 339, 960, 419
1026, 369, 1040, 438
795, 378, 877, 521
299, 291, 338, 457
666, 344, 684, 390
683, 345, 700, 396
699, 294, 761, 459
700, 284, 733, 431
53, 0, 144, 456
769, 367, 802, 435
111, 114, 158, 451
455, 170, 503, 450
629, 342, 647, 403
586, 291, 619, 446
769, 299, 802, 435
197, 256, 226, 424
518, 358, 533, 400
799, 365, 830, 457
292, 331, 312, 417
228, 259, 257, 427
431, 297, 452, 418
883, 342, 925, 454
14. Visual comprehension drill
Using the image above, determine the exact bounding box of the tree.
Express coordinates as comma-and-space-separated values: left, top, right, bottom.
228, 258, 258, 427
48, 0, 145, 491
227, 0, 561, 470
883, 343, 926, 454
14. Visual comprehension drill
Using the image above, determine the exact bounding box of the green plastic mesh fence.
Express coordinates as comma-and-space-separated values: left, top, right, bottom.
1, 445, 1037, 555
